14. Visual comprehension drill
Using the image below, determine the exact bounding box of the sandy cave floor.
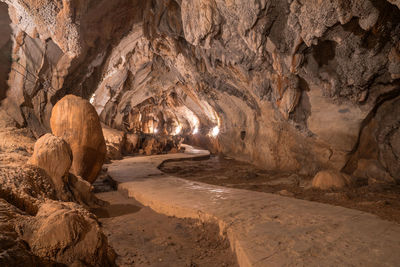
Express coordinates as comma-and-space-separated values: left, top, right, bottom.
159, 155, 400, 224
92, 190, 239, 267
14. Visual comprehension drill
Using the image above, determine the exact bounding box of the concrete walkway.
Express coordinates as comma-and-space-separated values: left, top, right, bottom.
107, 145, 400, 267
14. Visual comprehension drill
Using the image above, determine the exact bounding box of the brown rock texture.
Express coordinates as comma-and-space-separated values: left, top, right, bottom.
102, 124, 125, 161
312, 170, 353, 190
124, 133, 139, 154
0, 199, 53, 266
0, 2, 11, 103
18, 200, 115, 266
0, 107, 113, 265
0, 0, 399, 180
50, 94, 106, 184
0, 165, 114, 265
0, 165, 57, 215
27, 133, 72, 195
353, 159, 396, 184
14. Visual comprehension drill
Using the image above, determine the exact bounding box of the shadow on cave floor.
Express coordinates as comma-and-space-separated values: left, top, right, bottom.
95, 191, 238, 267
90, 203, 141, 218
160, 155, 400, 224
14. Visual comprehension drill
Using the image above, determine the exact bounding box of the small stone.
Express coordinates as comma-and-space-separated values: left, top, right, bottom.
312, 170, 353, 190
277, 189, 294, 197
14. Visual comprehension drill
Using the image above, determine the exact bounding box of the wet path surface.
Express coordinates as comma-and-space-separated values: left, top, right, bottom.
107, 145, 400, 267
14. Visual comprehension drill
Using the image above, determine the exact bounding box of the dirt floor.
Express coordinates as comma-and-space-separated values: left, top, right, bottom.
93, 191, 239, 267
160, 155, 400, 224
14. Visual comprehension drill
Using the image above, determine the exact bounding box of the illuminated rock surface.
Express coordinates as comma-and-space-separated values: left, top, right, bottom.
50, 95, 106, 184
0, 0, 399, 266
0, 0, 398, 178
27, 133, 72, 196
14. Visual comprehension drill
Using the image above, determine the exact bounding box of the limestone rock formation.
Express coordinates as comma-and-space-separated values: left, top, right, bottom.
0, 2, 11, 103
0, 165, 113, 265
27, 133, 72, 196
102, 125, 125, 161
0, 1, 398, 266
312, 170, 353, 190
0, 108, 36, 166
353, 159, 396, 185
124, 133, 139, 154
0, 0, 399, 180
0, 105, 113, 266
0, 199, 53, 266
50, 95, 106, 184
66, 173, 104, 208
140, 135, 184, 155
0, 165, 57, 215
18, 200, 115, 266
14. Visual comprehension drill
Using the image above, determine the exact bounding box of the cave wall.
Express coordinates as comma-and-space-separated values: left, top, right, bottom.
0, 0, 399, 178
0, 2, 12, 102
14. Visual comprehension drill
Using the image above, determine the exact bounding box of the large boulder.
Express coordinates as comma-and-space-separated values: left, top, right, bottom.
17, 200, 115, 266
27, 133, 72, 196
312, 170, 353, 190
50, 95, 106, 184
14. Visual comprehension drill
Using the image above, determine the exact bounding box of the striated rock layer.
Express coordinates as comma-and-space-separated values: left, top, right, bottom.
0, 0, 399, 180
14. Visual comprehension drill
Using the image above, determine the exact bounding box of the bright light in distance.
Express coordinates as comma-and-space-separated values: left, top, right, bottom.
174, 125, 182, 135
192, 127, 199, 134
154, 129, 158, 134
89, 93, 95, 104
210, 126, 219, 137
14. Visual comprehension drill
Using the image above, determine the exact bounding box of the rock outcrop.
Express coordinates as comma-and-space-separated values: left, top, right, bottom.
140, 134, 183, 156
0, 152, 114, 266
27, 133, 72, 197
353, 159, 396, 185
0, 165, 57, 215
18, 200, 115, 266
0, 0, 399, 181
50, 95, 106, 184
102, 125, 125, 161
0, 2, 11, 103
124, 133, 139, 155
0, 199, 54, 266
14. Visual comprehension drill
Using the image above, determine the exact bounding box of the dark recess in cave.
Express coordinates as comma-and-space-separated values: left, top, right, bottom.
0, 2, 12, 103
312, 40, 337, 67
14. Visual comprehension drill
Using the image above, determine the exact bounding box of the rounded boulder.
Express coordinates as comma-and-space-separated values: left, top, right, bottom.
312, 170, 353, 190
50, 95, 106, 184
27, 133, 72, 193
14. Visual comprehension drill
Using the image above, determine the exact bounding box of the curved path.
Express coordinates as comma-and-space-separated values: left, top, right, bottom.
107, 145, 400, 267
